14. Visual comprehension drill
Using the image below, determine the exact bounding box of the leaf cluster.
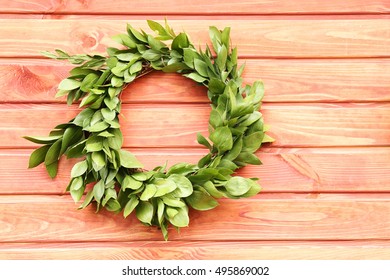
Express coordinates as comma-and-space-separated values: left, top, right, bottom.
25, 20, 273, 240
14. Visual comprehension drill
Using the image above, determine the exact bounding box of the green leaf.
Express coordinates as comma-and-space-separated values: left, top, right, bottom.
241, 180, 261, 198
196, 133, 212, 150
167, 206, 189, 227
262, 134, 275, 143
235, 152, 262, 165
202, 181, 224, 198
186, 190, 219, 211
111, 76, 124, 87
80, 73, 99, 92
136, 201, 154, 225
157, 198, 165, 225
209, 126, 233, 154
73, 108, 94, 127
70, 177, 85, 202
71, 160, 88, 178
209, 26, 221, 52
61, 126, 83, 155
78, 190, 94, 209
166, 163, 196, 177
169, 174, 193, 198
112, 34, 136, 49
208, 78, 226, 94
132, 171, 154, 181
142, 49, 161, 61
107, 129, 123, 149
147, 20, 171, 39
66, 140, 86, 158
221, 27, 231, 49
171, 32, 189, 51
225, 176, 251, 196
28, 145, 50, 168
86, 121, 109, 133
93, 180, 105, 202
119, 150, 144, 169
194, 59, 208, 77
209, 109, 224, 128
122, 175, 143, 191
123, 195, 139, 218
154, 178, 177, 197
92, 151, 106, 168
243, 131, 264, 153
23, 135, 61, 145
216, 45, 227, 73
223, 137, 242, 161
106, 199, 121, 212
161, 195, 186, 208
86, 136, 103, 152
140, 184, 157, 201
184, 72, 206, 83
58, 79, 81, 90
44, 139, 62, 166
46, 161, 58, 179
129, 61, 142, 75
101, 108, 116, 121
240, 111, 262, 127
162, 62, 189, 73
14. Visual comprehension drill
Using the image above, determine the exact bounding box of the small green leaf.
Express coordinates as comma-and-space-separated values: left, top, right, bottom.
202, 181, 224, 198
194, 59, 208, 77
136, 201, 154, 225
132, 171, 154, 181
70, 177, 85, 202
262, 134, 275, 143
216, 45, 227, 73
142, 49, 161, 61
129, 61, 142, 75
107, 129, 123, 150
209, 126, 233, 154
28, 145, 50, 168
185, 190, 219, 210
71, 160, 88, 178
154, 178, 177, 197
243, 131, 264, 153
140, 184, 157, 201
93, 180, 105, 202
167, 206, 189, 227
61, 126, 83, 155
123, 195, 139, 218
78, 190, 94, 209
171, 32, 189, 51
111, 76, 124, 87
92, 151, 106, 168
80, 73, 99, 92
119, 150, 144, 169
46, 161, 58, 179
196, 133, 212, 150
23, 135, 61, 145
169, 174, 193, 198
235, 152, 262, 165
44, 139, 62, 166
225, 176, 251, 196
184, 72, 206, 83
122, 175, 143, 191
58, 79, 81, 91
161, 195, 186, 208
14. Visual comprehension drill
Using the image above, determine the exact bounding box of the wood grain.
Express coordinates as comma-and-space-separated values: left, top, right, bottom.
1, 148, 389, 194
1, 241, 390, 260
0, 194, 389, 242
1, 103, 389, 148
0, 19, 389, 58
0, 0, 389, 15
2, 59, 390, 103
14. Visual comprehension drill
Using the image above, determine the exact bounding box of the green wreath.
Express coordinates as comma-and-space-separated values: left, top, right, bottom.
24, 20, 273, 240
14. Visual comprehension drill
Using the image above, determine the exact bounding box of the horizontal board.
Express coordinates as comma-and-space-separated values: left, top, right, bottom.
0, 195, 389, 241
1, 0, 389, 15
1, 103, 389, 148
1, 241, 390, 260
2, 58, 390, 103
2, 148, 390, 194
0, 19, 389, 58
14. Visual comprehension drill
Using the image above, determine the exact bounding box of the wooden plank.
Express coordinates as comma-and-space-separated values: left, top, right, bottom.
0, 0, 389, 15
0, 19, 389, 58
2, 59, 390, 103
1, 148, 390, 194
1, 241, 390, 260
0, 194, 389, 241
1, 103, 389, 148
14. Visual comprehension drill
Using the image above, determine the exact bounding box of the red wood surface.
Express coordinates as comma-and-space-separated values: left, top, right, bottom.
0, 1, 389, 260
1, 0, 389, 15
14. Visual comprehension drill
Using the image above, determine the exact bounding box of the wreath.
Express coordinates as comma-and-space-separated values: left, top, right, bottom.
24, 20, 273, 240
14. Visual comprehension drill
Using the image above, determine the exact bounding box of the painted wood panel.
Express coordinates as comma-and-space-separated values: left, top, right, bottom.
1, 59, 390, 103
1, 241, 390, 260
0, 195, 389, 242
1, 0, 389, 15
1, 148, 390, 194
1, 103, 389, 148
0, 19, 389, 58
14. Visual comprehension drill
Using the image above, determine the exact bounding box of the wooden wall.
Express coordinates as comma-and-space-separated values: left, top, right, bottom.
0, 0, 389, 259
